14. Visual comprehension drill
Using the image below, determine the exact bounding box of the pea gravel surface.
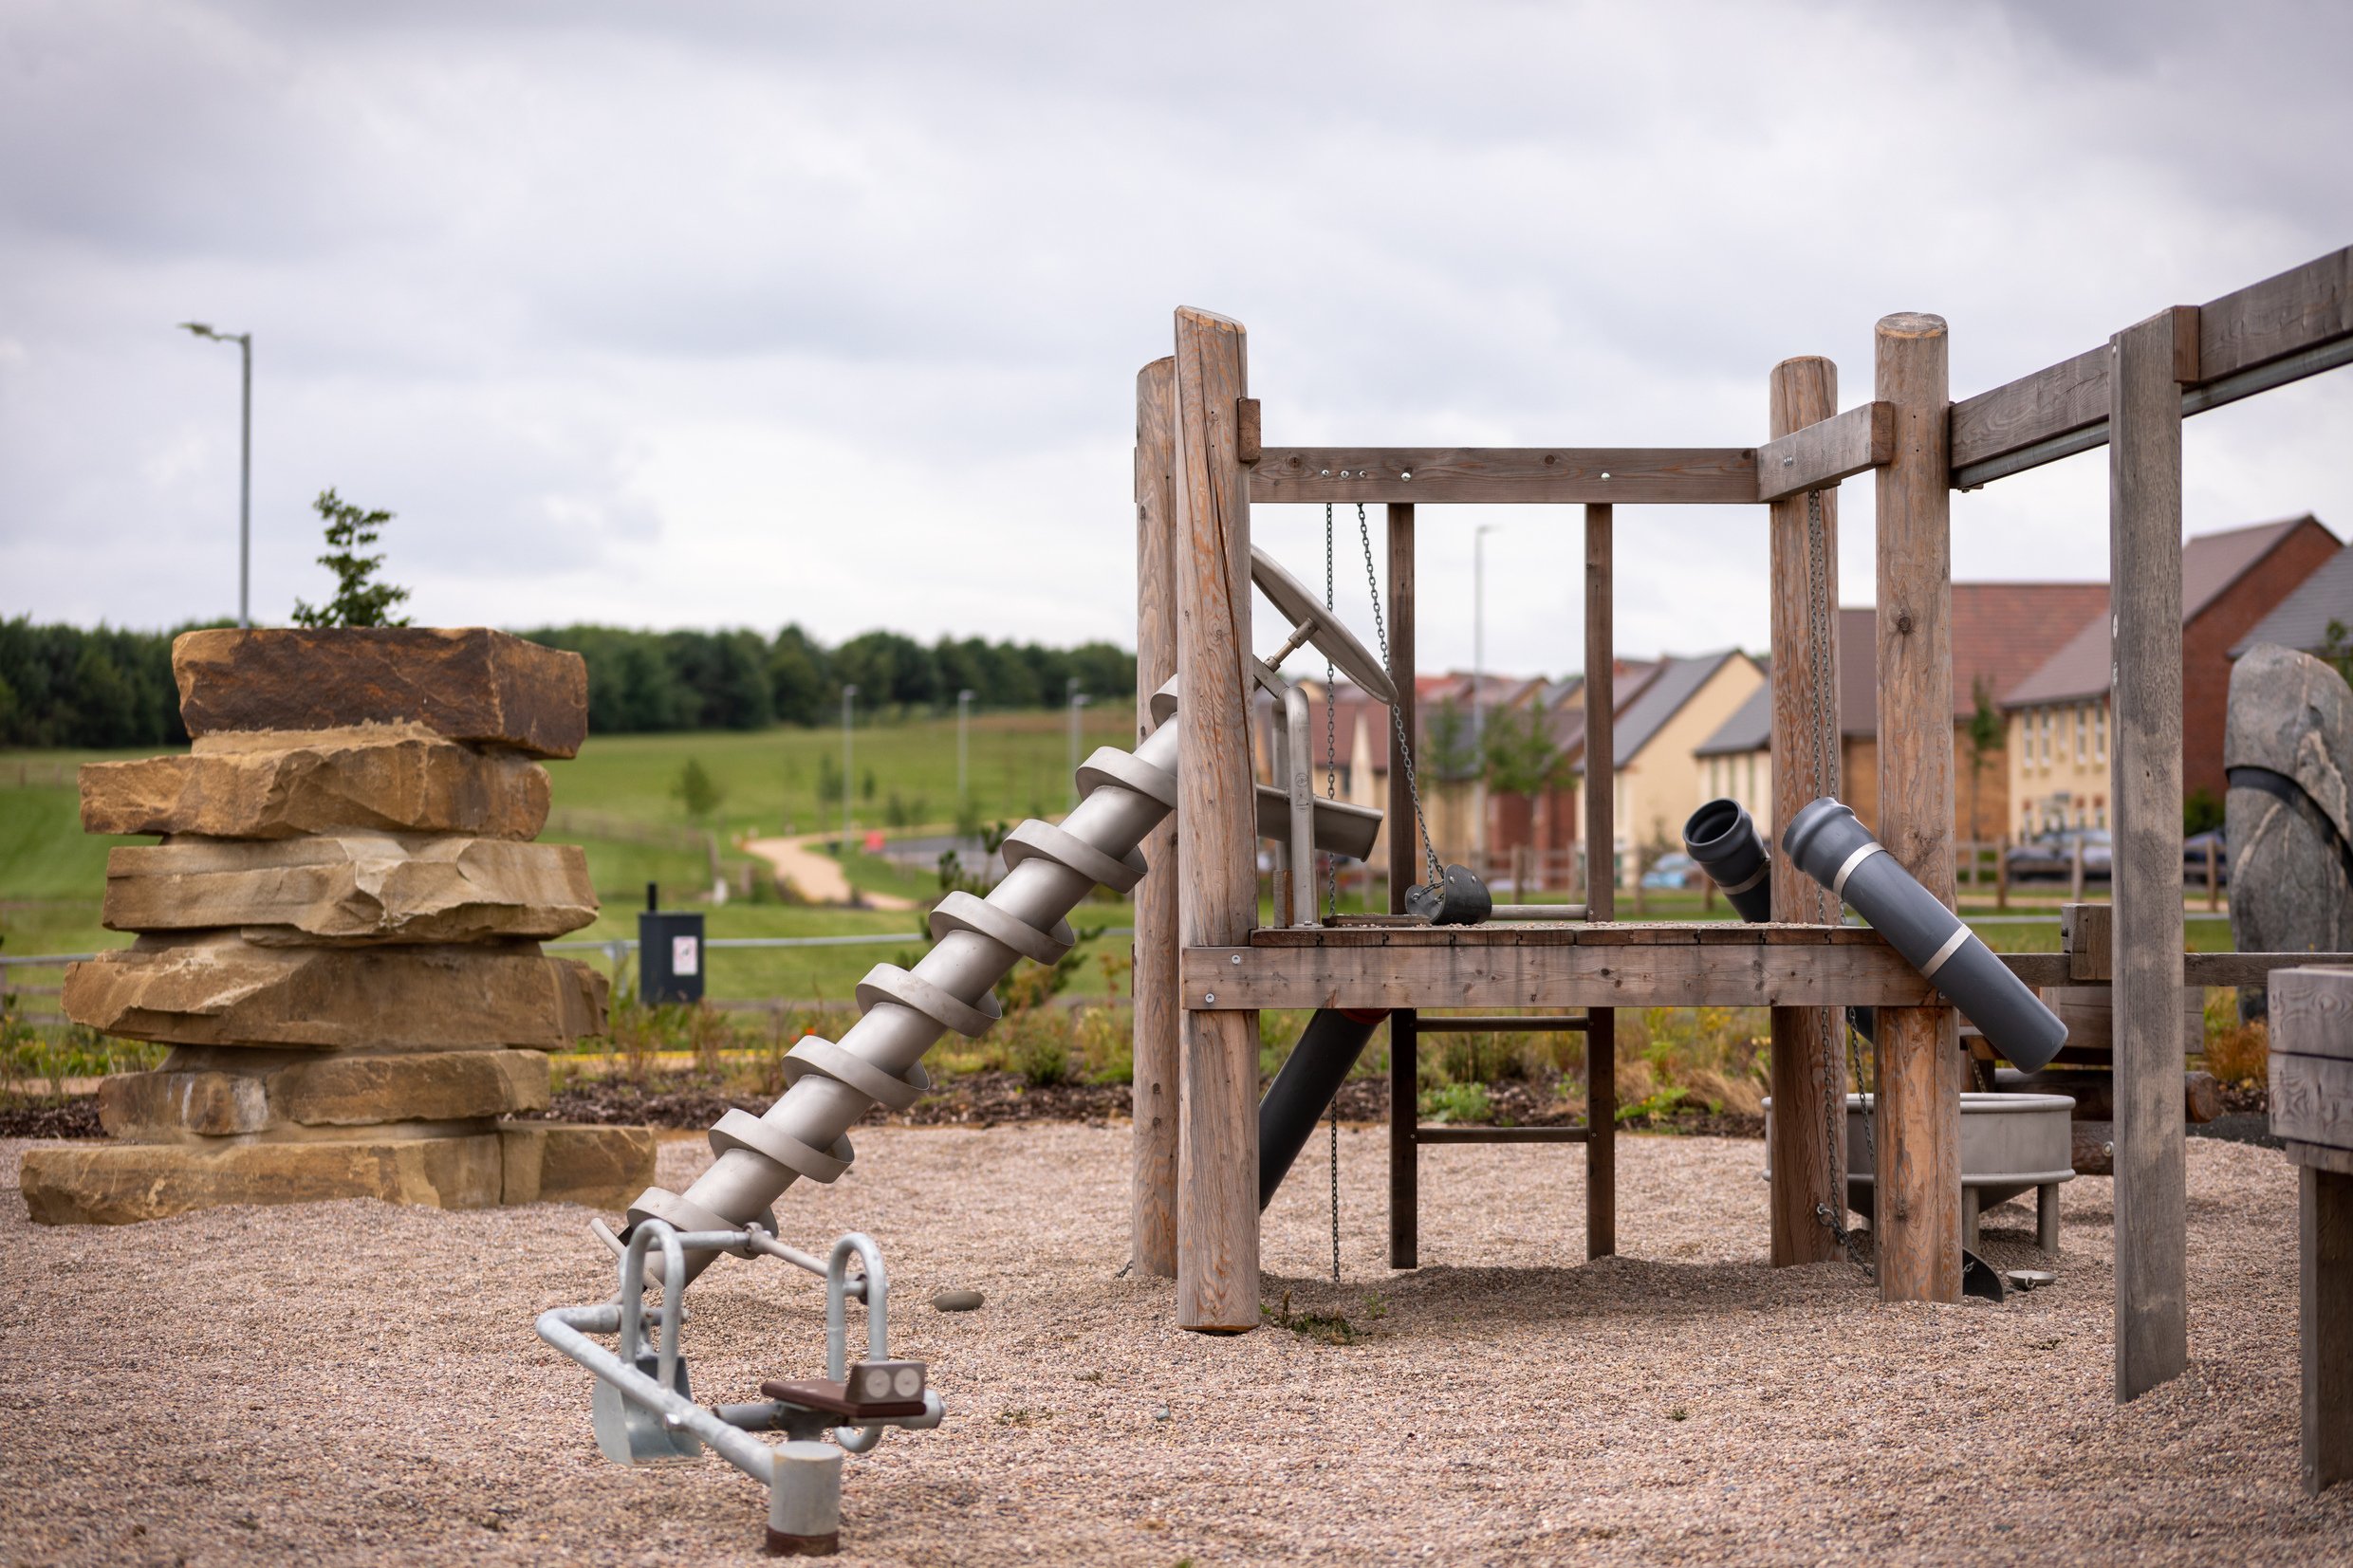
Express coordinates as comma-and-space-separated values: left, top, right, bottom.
2, 1128, 2345, 1565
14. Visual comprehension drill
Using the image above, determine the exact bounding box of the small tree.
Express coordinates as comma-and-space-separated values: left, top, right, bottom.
673, 758, 725, 821
1964, 677, 2003, 848
291, 489, 411, 629
2322, 618, 2353, 688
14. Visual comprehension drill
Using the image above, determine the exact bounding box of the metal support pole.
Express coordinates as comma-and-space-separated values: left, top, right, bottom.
841, 685, 857, 856
237, 333, 251, 628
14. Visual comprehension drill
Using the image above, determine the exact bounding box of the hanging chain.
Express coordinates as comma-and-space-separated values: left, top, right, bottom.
1800, 487, 1872, 1276
1324, 507, 1342, 920
1355, 503, 1443, 885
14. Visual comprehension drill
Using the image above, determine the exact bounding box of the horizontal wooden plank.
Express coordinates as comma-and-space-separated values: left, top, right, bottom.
1247, 920, 1882, 948
1187, 935, 1942, 1009
1414, 1125, 1591, 1144
1248, 448, 1757, 506
2198, 246, 2353, 382
1755, 401, 1895, 502
2270, 967, 2353, 1061
1949, 343, 2112, 479
2272, 1052, 2353, 1153
1413, 1014, 1588, 1032
2188, 953, 2353, 988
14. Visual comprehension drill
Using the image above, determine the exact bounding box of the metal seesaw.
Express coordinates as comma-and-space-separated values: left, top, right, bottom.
536, 1218, 942, 1557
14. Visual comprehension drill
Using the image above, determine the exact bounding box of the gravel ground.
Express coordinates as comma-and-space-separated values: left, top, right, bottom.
3, 1128, 2346, 1566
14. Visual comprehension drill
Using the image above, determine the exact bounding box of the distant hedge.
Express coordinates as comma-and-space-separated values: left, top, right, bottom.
0, 617, 1137, 747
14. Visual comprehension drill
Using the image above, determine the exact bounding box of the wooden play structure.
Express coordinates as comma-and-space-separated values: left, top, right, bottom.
1128, 245, 2353, 1403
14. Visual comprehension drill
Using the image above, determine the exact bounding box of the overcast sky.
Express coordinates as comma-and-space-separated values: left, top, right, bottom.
4, 0, 2349, 679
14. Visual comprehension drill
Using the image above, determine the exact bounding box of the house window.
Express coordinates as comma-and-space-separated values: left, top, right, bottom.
2095, 704, 2107, 764
2040, 710, 2053, 768
2075, 706, 2087, 766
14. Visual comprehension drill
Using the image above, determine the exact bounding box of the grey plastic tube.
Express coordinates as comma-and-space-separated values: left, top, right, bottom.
1781, 797, 2066, 1073
1257, 1007, 1387, 1208
1682, 799, 1773, 923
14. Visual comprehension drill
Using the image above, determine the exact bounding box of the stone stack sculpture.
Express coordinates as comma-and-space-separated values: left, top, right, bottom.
2227, 643, 2353, 1021
19, 627, 655, 1225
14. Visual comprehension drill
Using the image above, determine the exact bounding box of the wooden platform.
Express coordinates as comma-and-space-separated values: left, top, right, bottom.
1182, 921, 2318, 1011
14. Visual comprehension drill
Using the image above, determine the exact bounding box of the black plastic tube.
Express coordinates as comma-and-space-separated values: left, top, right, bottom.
1257, 1007, 1388, 1209
1683, 799, 1774, 922
1782, 797, 2066, 1073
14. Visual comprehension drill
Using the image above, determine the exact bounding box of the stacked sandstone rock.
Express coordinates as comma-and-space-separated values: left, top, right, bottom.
19, 627, 655, 1225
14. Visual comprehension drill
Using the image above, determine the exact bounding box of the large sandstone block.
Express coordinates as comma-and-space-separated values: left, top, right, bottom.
174, 627, 587, 759
498, 1122, 658, 1209
20, 1133, 505, 1225
63, 938, 608, 1050
98, 1046, 551, 1139
103, 834, 596, 944
81, 730, 550, 839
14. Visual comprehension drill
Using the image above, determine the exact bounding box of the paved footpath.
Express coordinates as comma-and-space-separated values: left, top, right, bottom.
742, 832, 916, 910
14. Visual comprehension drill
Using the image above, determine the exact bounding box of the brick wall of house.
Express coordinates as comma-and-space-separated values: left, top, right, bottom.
2181, 516, 2341, 802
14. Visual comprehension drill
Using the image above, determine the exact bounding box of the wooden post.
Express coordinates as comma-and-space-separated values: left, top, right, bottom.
1872, 313, 1961, 1304
1584, 503, 1617, 1260
1170, 308, 1259, 1333
1386, 503, 1420, 1270
2109, 307, 2192, 1398
1766, 356, 1843, 1267
1996, 838, 2010, 911
2207, 839, 2221, 913
2306, 1164, 2353, 1493
1130, 357, 1180, 1279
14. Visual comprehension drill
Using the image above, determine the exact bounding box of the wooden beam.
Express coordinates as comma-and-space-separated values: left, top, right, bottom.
1130, 357, 1180, 1281
1766, 355, 1844, 1268
1416, 1126, 1590, 1145
1951, 249, 2353, 489
2110, 307, 2191, 1401
1584, 503, 1617, 1262
1755, 399, 1893, 503
1170, 307, 1260, 1335
1184, 928, 1950, 1010
1875, 310, 1962, 1306
2198, 245, 2353, 382
1385, 502, 1418, 1271
1249, 447, 1758, 506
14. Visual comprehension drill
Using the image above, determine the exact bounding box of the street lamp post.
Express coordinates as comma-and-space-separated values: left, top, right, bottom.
1473, 523, 1501, 866
1066, 678, 1089, 814
841, 684, 858, 855
178, 322, 253, 627
956, 689, 975, 809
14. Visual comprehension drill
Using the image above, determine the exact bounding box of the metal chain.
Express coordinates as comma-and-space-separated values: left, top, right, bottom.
1355, 503, 1443, 885
1800, 487, 1873, 1276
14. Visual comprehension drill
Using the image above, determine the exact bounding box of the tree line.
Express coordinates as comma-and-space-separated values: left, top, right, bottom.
0, 617, 1139, 747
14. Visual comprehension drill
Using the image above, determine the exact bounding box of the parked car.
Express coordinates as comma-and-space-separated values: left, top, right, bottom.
2183, 827, 2229, 885
2004, 828, 2112, 882
1641, 851, 1698, 890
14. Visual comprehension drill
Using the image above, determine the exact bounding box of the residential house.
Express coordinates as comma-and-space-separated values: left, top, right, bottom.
2004, 515, 2340, 835
1606, 650, 1764, 884
1694, 584, 2107, 842
2230, 543, 2353, 663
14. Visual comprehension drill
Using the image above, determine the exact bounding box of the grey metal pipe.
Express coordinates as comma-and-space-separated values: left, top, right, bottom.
1682, 798, 1773, 923
1781, 798, 2066, 1073
1257, 1006, 1387, 1208
536, 1304, 781, 1485
1283, 683, 1316, 927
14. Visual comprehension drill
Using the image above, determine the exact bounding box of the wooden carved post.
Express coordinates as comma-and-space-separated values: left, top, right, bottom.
1584, 503, 1617, 1260
2269, 967, 2353, 1493
1130, 357, 1180, 1279
2110, 307, 2193, 1399
1170, 308, 1259, 1333
1386, 504, 1420, 1269
1766, 357, 1843, 1266
1873, 313, 1961, 1303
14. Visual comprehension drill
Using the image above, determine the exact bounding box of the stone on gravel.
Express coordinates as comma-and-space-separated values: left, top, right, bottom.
102, 835, 596, 944
932, 1287, 986, 1311
79, 730, 551, 839
62, 937, 607, 1050
2227, 643, 2353, 1017
496, 1122, 657, 1208
18, 1131, 504, 1224
173, 626, 588, 758
98, 1047, 551, 1139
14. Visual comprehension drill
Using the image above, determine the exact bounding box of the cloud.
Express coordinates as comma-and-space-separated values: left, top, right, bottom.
1, 0, 2347, 680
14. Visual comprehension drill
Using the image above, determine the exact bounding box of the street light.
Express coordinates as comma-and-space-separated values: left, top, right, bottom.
841, 684, 858, 855
956, 689, 975, 808
1066, 678, 1089, 814
177, 322, 253, 627
1473, 522, 1501, 864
